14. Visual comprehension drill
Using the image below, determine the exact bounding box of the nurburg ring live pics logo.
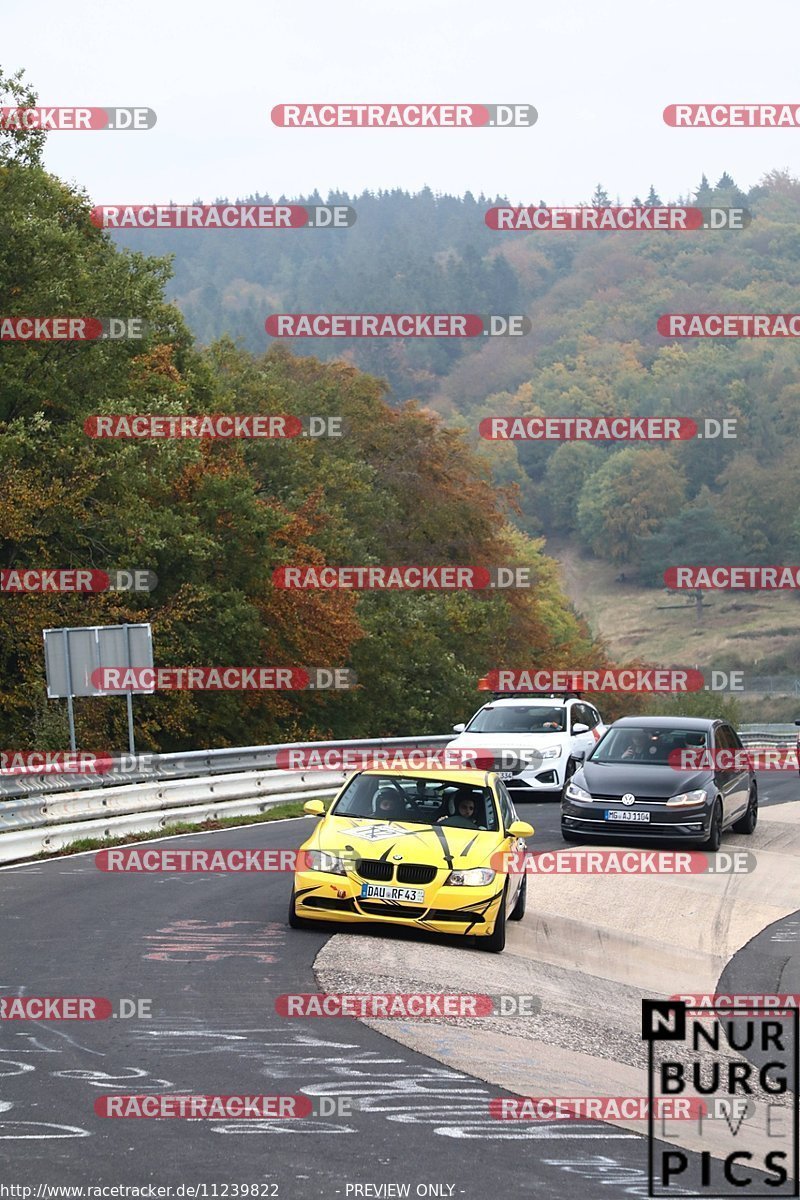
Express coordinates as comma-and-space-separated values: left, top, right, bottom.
642, 999, 798, 1195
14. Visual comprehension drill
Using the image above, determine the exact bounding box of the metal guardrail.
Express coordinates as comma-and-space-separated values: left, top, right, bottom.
0, 735, 452, 801
0, 727, 794, 866
738, 724, 798, 746
0, 735, 452, 864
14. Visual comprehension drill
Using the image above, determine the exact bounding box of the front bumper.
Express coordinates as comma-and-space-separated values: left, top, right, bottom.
561, 797, 712, 840
504, 760, 567, 794
291, 868, 505, 937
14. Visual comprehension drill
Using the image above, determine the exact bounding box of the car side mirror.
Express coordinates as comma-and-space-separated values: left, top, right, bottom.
507, 820, 534, 839
452, 723, 466, 733
570, 749, 586, 761
572, 723, 589, 734
303, 799, 326, 817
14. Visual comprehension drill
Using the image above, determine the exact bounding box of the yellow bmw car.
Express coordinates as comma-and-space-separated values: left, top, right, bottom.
288, 768, 533, 952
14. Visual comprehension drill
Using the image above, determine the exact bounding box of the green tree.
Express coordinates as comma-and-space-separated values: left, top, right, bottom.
576, 449, 686, 564
636, 495, 746, 587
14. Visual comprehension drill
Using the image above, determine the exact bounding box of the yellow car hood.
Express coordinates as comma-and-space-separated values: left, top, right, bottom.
308, 815, 505, 870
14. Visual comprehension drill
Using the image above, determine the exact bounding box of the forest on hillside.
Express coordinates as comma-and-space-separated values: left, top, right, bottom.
112, 173, 800, 584
0, 68, 623, 751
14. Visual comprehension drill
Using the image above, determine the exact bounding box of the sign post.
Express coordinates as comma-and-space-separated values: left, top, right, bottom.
43, 623, 154, 753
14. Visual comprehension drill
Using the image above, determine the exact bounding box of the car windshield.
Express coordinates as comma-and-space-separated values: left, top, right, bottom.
331, 774, 499, 831
465, 705, 567, 734
590, 726, 708, 765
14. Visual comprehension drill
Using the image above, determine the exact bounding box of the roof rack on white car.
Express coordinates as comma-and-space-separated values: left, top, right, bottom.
480, 690, 584, 701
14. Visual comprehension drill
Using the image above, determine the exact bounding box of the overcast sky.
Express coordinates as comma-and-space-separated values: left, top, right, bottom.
5, 0, 799, 205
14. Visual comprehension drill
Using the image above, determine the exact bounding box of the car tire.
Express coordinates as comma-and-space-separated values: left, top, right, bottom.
732, 786, 758, 835
706, 800, 723, 852
287, 889, 313, 929
509, 875, 526, 921
480, 885, 507, 952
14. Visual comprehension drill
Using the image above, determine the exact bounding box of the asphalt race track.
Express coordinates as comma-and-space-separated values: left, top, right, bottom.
0, 773, 796, 1198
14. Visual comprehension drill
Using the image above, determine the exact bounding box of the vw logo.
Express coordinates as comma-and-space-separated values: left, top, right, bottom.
621, 793, 636, 806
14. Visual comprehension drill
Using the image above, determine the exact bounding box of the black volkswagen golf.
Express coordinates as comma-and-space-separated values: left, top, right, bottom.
560, 716, 757, 850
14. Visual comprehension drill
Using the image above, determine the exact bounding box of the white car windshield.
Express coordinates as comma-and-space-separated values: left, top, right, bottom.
466, 705, 567, 734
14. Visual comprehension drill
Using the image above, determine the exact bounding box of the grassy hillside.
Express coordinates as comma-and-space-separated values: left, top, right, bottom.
554, 544, 800, 720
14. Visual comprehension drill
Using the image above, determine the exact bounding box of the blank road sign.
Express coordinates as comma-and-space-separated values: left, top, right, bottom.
43, 624, 154, 698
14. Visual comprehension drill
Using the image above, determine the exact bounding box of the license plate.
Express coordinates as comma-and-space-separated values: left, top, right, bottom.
360, 884, 425, 902
605, 810, 651, 822
500, 771, 514, 781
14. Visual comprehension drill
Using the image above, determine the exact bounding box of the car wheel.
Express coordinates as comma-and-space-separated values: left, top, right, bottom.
706, 800, 723, 852
480, 884, 507, 952
287, 889, 313, 929
509, 875, 526, 921
732, 786, 758, 835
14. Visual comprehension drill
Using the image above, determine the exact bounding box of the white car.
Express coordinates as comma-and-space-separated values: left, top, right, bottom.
447, 695, 606, 800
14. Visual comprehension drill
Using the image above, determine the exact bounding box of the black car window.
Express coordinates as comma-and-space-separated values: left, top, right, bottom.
573, 704, 593, 730
496, 780, 518, 832
715, 725, 736, 753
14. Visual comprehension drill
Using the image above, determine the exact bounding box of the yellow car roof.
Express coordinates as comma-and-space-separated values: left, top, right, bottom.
358, 767, 494, 784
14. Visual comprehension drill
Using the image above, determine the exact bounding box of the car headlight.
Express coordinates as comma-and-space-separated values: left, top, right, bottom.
446, 867, 496, 886
542, 745, 562, 759
565, 781, 592, 802
304, 849, 348, 875
666, 789, 708, 808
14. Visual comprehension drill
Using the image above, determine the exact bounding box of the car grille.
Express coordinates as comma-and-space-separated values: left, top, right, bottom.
303, 896, 357, 912
356, 860, 437, 885
590, 793, 670, 804
397, 864, 437, 885
356, 859, 393, 881
357, 901, 427, 919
